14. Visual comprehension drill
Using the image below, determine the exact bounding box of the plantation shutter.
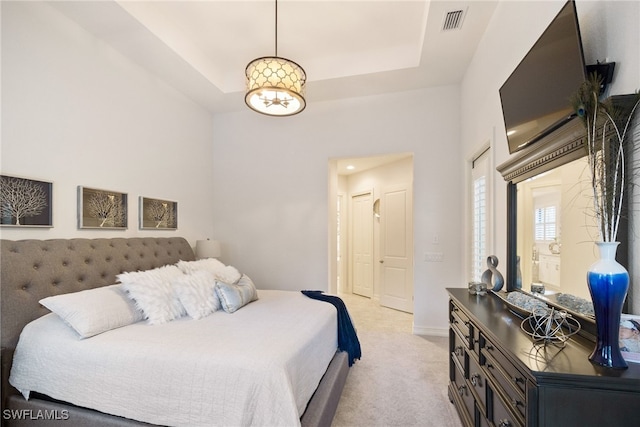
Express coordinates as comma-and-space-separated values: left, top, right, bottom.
534, 205, 557, 241
471, 149, 490, 282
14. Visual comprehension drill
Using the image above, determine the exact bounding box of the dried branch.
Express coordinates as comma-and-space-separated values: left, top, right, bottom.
571, 74, 640, 242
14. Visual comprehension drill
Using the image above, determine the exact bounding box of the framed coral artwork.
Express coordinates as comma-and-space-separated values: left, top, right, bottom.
0, 174, 53, 227
78, 186, 127, 229
139, 196, 177, 230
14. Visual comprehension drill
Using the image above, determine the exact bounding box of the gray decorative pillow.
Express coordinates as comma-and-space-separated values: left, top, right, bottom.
215, 274, 258, 313
39, 285, 143, 338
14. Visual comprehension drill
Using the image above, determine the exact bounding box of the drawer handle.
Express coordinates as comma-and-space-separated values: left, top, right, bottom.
470, 373, 482, 387
512, 376, 524, 385
464, 320, 470, 327
457, 384, 467, 396
454, 346, 464, 356
498, 420, 512, 427
511, 398, 523, 408
486, 363, 494, 370
486, 344, 494, 351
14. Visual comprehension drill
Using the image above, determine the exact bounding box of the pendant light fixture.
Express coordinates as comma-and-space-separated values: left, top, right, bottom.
245, 0, 306, 116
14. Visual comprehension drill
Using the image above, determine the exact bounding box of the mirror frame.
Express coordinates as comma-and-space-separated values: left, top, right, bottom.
497, 95, 636, 341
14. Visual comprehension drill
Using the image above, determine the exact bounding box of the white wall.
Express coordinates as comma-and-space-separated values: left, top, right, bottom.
0, 2, 216, 246
6, 0, 635, 333
212, 86, 462, 335
461, 0, 639, 308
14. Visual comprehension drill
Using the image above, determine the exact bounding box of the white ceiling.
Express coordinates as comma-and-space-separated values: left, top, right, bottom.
336, 152, 414, 175
50, 0, 498, 115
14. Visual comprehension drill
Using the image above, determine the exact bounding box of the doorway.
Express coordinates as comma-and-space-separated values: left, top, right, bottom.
329, 153, 414, 313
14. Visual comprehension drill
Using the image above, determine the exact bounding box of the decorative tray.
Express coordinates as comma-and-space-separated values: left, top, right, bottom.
491, 290, 549, 318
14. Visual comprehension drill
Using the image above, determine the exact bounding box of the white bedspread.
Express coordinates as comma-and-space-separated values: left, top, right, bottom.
9, 290, 338, 426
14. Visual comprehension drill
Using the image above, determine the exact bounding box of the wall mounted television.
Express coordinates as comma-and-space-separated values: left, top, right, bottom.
500, 0, 586, 154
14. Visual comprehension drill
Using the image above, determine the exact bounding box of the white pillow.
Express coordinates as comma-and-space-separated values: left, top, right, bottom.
176, 259, 241, 284
39, 285, 143, 338
215, 274, 259, 314
118, 265, 185, 325
176, 258, 225, 275
215, 265, 242, 284
172, 271, 221, 319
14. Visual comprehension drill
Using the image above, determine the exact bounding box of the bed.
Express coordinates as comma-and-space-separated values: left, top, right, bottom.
1, 237, 350, 426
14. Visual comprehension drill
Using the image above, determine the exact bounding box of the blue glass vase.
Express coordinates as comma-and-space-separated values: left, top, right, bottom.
587, 242, 629, 369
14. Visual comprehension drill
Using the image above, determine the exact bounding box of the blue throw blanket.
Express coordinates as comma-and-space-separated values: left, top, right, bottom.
301, 291, 362, 366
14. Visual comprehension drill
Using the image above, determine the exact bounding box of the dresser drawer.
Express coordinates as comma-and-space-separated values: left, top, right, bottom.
451, 327, 468, 370
481, 335, 527, 396
483, 351, 526, 421
451, 358, 475, 425
468, 352, 488, 414
451, 303, 473, 350
491, 385, 524, 427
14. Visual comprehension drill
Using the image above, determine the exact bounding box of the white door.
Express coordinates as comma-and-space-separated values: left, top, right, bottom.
380, 183, 413, 313
336, 193, 346, 292
351, 191, 373, 298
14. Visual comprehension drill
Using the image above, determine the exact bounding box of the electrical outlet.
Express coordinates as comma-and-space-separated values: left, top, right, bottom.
424, 252, 444, 262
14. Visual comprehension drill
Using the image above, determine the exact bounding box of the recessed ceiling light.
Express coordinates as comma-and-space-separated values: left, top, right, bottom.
346, 165, 355, 170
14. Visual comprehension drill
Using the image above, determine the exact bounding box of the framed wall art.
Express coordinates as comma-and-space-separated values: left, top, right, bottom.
620, 314, 640, 364
139, 196, 177, 230
0, 174, 53, 227
78, 186, 127, 229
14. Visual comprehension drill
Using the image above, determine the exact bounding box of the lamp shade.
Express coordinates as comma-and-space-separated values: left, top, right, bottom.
195, 240, 221, 259
245, 56, 306, 116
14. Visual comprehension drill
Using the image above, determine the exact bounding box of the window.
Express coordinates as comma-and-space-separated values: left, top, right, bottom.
534, 205, 557, 241
470, 148, 490, 282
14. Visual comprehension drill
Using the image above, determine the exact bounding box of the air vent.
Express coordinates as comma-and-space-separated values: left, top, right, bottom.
442, 9, 466, 31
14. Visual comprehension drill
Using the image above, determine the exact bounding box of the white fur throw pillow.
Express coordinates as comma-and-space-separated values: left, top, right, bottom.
176, 258, 225, 275
118, 265, 185, 325
215, 274, 259, 314
215, 265, 242, 284
176, 259, 241, 284
172, 271, 221, 319
40, 285, 143, 338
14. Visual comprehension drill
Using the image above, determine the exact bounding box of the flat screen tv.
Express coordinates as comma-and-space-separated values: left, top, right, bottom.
500, 0, 586, 154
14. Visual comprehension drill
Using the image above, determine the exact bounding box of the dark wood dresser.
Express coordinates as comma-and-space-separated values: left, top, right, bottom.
447, 288, 640, 427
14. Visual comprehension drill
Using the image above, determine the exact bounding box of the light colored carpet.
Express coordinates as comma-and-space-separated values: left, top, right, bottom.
332, 293, 462, 427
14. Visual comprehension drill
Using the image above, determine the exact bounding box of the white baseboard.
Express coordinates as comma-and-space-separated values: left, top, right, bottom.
412, 325, 448, 337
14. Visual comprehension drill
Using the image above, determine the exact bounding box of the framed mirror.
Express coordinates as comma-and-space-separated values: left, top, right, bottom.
515, 156, 606, 311
497, 100, 635, 340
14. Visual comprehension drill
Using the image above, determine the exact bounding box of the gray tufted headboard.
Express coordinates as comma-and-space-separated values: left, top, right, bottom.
1, 237, 195, 349
1, 237, 195, 411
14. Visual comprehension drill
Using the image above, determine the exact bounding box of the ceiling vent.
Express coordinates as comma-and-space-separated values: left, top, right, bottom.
442, 9, 466, 31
